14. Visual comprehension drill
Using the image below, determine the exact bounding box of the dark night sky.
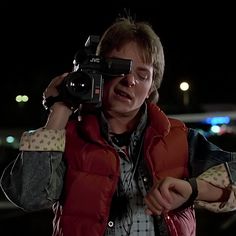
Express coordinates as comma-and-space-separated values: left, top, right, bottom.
1, 2, 235, 128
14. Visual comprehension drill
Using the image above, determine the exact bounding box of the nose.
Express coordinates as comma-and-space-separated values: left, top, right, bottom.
121, 74, 137, 87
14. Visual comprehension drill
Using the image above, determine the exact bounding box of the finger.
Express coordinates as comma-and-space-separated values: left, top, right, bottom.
150, 187, 172, 209
144, 189, 171, 215
158, 182, 174, 204
43, 73, 69, 98
144, 200, 163, 216
145, 208, 153, 215
144, 194, 163, 215
52, 73, 69, 87
145, 207, 163, 216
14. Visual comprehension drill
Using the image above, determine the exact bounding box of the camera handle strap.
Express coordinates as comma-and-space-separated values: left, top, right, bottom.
42, 95, 82, 120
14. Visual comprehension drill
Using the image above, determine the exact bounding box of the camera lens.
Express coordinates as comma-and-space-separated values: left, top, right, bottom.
64, 71, 92, 99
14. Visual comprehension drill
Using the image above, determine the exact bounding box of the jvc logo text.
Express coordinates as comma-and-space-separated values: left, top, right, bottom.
90, 57, 100, 63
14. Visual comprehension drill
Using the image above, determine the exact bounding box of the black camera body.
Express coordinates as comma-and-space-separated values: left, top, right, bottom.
61, 35, 132, 108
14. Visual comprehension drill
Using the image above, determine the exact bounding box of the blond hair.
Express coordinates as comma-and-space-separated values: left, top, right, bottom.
96, 17, 165, 103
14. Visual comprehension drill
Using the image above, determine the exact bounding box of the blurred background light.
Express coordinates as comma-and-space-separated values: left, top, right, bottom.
15, 95, 29, 103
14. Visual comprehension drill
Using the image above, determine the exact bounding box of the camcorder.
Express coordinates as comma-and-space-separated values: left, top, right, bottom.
60, 35, 132, 108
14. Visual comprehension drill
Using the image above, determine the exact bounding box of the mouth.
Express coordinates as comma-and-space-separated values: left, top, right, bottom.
114, 88, 133, 100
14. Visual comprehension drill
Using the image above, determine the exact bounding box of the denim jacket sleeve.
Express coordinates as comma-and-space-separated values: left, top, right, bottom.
188, 128, 236, 177
188, 128, 236, 212
0, 150, 66, 212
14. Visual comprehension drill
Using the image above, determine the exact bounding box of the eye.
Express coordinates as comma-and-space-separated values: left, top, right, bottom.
136, 72, 150, 81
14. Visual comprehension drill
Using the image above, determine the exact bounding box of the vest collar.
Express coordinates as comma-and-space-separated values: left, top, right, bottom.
76, 103, 170, 142
147, 102, 171, 137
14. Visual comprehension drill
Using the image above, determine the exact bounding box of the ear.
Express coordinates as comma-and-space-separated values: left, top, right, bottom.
147, 89, 152, 98
147, 82, 155, 98
147, 83, 159, 103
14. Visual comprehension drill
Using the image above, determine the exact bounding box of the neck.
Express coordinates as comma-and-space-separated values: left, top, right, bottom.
104, 110, 141, 134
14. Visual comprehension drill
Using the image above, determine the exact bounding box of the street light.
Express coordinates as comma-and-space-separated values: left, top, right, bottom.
179, 81, 190, 107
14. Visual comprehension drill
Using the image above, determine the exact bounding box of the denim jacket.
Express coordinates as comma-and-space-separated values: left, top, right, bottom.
1, 127, 236, 212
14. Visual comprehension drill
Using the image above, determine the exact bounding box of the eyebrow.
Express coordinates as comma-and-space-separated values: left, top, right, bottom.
135, 65, 152, 74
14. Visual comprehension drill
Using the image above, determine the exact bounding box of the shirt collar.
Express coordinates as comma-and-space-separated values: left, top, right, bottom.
100, 103, 148, 144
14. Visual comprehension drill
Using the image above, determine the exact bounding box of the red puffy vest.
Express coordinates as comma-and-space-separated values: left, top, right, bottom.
53, 103, 196, 236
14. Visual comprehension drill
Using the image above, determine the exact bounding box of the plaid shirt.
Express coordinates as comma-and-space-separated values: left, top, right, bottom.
102, 104, 156, 235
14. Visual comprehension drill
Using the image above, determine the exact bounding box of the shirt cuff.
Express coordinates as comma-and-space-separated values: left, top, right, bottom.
19, 128, 65, 152
196, 163, 236, 212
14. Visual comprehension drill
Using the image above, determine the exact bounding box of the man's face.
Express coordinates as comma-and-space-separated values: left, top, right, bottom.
102, 41, 153, 116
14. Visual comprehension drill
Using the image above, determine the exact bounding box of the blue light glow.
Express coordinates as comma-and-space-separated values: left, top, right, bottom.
204, 116, 230, 125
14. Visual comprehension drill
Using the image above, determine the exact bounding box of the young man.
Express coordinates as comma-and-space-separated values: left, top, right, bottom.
1, 17, 236, 236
